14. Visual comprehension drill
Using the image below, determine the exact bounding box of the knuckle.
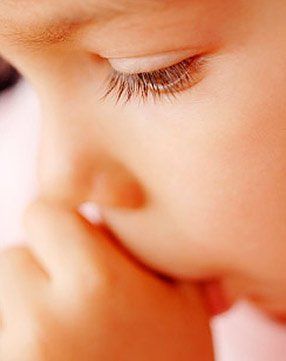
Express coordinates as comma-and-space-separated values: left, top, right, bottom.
20, 321, 50, 361
85, 269, 107, 294
22, 200, 45, 231
96, 266, 118, 289
0, 246, 30, 269
0, 307, 50, 360
70, 265, 116, 300
90, 263, 116, 287
74, 270, 102, 296
22, 197, 72, 232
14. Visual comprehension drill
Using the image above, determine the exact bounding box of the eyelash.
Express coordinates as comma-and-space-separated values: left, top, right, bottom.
102, 55, 206, 104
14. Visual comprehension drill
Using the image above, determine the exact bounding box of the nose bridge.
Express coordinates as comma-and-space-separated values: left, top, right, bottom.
36, 98, 145, 210
37, 111, 97, 203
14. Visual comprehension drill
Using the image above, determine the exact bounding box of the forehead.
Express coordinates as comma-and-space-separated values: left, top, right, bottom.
1, 0, 169, 24
0, 0, 200, 49
0, 0, 174, 45
0, 0, 174, 41
0, 0, 242, 55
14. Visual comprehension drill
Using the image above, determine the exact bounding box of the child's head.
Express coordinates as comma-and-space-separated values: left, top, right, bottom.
1, 0, 286, 319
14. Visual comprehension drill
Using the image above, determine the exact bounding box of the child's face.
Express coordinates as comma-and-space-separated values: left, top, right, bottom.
1, 0, 286, 318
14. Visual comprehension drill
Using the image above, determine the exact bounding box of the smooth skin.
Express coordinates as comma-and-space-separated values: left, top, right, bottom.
1, 0, 286, 358
0, 198, 213, 360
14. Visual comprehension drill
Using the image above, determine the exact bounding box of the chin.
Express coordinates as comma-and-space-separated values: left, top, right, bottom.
251, 295, 286, 321
222, 273, 286, 322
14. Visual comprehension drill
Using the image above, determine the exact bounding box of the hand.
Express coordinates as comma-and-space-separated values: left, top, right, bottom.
0, 198, 213, 361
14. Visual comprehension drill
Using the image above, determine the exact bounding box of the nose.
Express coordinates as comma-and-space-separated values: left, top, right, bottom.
37, 111, 145, 210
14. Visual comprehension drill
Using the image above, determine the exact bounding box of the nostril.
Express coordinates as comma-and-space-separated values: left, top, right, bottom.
0, 57, 21, 93
92, 170, 146, 209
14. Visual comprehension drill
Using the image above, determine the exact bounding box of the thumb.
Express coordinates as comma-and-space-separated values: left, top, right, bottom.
22, 196, 125, 285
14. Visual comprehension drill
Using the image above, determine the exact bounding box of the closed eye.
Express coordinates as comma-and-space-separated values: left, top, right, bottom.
102, 55, 207, 104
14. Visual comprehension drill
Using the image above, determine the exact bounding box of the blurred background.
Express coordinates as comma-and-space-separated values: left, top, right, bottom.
1, 56, 286, 361
0, 56, 20, 93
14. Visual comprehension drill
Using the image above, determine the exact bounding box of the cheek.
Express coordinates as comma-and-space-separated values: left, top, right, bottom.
171, 53, 286, 279
92, 38, 286, 283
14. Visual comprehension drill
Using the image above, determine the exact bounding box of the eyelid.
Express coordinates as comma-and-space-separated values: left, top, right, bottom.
103, 55, 207, 104
108, 49, 195, 74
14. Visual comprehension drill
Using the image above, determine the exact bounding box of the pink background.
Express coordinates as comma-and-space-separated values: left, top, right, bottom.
1, 80, 286, 360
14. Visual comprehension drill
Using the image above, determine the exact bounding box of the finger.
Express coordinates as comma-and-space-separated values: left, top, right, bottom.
0, 246, 48, 326
22, 198, 120, 287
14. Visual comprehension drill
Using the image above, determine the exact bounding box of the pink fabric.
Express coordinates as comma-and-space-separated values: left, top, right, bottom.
1, 80, 286, 360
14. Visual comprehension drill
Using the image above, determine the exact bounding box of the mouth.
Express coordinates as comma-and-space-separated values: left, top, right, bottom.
201, 279, 286, 325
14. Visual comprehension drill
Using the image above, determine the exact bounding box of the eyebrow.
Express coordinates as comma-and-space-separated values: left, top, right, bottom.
0, 0, 166, 50
3, 21, 92, 50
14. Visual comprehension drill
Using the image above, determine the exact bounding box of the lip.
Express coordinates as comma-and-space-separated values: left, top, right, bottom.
200, 279, 232, 317
269, 314, 286, 325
